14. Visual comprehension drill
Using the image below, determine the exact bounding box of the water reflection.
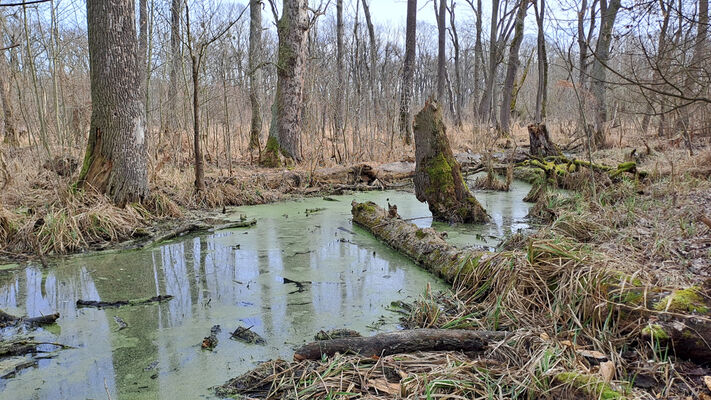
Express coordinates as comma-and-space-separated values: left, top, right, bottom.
0, 183, 530, 399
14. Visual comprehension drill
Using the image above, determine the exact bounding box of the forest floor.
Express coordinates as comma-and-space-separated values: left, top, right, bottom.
1, 128, 711, 398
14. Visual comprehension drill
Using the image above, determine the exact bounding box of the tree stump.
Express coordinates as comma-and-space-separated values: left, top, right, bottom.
527, 123, 558, 157
413, 100, 488, 223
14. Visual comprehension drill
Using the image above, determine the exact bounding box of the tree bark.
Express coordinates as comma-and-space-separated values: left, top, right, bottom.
248, 0, 263, 161
0, 32, 17, 146
436, 0, 446, 103
294, 328, 506, 360
167, 0, 181, 138
413, 101, 488, 223
398, 0, 417, 145
79, 0, 148, 205
361, 0, 378, 111
500, 0, 528, 134
266, 0, 310, 163
478, 0, 499, 124
448, 1, 463, 127
534, 0, 547, 123
335, 0, 345, 150
528, 123, 557, 157
590, 0, 621, 149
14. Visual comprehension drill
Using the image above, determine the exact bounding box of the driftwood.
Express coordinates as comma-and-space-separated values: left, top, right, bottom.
202, 325, 221, 350
413, 101, 488, 223
76, 294, 173, 309
0, 309, 59, 328
0, 339, 73, 358
294, 328, 506, 360
231, 325, 266, 345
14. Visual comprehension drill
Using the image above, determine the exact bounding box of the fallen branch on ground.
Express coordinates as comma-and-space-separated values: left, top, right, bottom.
76, 294, 173, 309
294, 328, 506, 360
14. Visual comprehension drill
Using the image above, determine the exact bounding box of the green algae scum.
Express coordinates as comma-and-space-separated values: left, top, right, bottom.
0, 180, 532, 399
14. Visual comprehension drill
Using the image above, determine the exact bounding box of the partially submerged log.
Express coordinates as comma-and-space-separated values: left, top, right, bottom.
231, 325, 266, 345
351, 201, 482, 283
0, 309, 59, 328
352, 201, 711, 364
293, 328, 506, 360
527, 123, 559, 157
141, 219, 256, 248
76, 294, 173, 309
413, 100, 488, 223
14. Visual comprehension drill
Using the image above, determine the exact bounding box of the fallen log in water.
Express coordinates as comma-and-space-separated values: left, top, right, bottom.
293, 328, 506, 360
351, 200, 482, 283
0, 309, 59, 328
143, 219, 256, 248
76, 294, 173, 309
352, 201, 711, 364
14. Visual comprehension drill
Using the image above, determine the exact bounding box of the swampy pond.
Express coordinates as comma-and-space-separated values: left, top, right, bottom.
0, 178, 532, 400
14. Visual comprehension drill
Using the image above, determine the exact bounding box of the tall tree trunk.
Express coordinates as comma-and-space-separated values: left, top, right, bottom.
335, 0, 345, 159
399, 0, 417, 145
0, 12, 17, 146
79, 0, 148, 205
472, 0, 483, 118
138, 0, 148, 95
534, 0, 547, 123
191, 54, 204, 192
590, 0, 621, 149
436, 0, 446, 103
265, 0, 310, 163
448, 1, 462, 127
248, 0, 263, 161
361, 0, 378, 110
478, 0, 499, 124
168, 0, 181, 138
500, 0, 527, 133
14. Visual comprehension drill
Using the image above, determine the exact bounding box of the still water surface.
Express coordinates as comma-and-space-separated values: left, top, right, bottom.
0, 179, 531, 399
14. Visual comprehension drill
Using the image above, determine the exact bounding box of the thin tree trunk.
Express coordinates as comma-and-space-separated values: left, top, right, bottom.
436, 0, 446, 103
500, 0, 527, 133
361, 0, 378, 110
478, 0, 499, 124
79, 0, 148, 205
168, 0, 181, 138
23, 4, 50, 156
335, 0, 346, 161
0, 13, 17, 146
448, 1, 462, 127
534, 0, 547, 123
398, 0, 417, 145
590, 0, 621, 149
248, 0, 263, 162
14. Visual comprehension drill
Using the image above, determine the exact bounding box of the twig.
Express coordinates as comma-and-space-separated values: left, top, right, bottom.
104, 377, 112, 400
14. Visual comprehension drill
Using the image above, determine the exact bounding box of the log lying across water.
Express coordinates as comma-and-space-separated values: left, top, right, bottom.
0, 309, 60, 328
351, 200, 482, 284
76, 294, 173, 309
351, 201, 711, 364
294, 328, 506, 360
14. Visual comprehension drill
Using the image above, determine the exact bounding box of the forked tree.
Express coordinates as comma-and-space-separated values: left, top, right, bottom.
78, 0, 148, 205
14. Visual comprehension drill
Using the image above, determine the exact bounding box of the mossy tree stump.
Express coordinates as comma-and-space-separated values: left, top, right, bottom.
527, 123, 558, 157
413, 101, 488, 223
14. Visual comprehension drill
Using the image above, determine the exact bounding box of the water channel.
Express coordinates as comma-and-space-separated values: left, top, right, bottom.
0, 178, 532, 399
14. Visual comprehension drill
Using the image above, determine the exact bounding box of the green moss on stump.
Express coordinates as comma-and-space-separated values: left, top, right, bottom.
261, 136, 282, 168
555, 372, 626, 400
653, 287, 709, 314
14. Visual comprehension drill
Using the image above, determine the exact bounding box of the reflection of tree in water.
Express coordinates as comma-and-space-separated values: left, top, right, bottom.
159, 242, 192, 327
0, 265, 118, 399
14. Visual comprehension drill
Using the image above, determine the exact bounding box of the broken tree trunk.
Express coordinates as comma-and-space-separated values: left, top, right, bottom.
352, 201, 711, 364
293, 328, 506, 360
527, 123, 558, 157
413, 101, 488, 223
76, 294, 173, 309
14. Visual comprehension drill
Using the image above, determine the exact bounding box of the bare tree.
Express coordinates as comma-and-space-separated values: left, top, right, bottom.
534, 0, 547, 123
263, 0, 312, 164
399, 0, 417, 145
435, 0, 446, 102
335, 0, 345, 157
78, 0, 148, 205
500, 0, 528, 133
167, 0, 182, 140
590, 0, 621, 148
248, 0, 263, 162
478, 0, 499, 124
447, 0, 462, 127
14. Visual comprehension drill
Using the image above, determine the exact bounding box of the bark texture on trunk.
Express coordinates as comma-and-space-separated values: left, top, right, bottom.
413, 101, 488, 223
478, 0, 499, 124
0, 49, 17, 146
534, 0, 547, 123
294, 329, 506, 360
399, 0, 417, 144
500, 0, 528, 134
527, 123, 557, 157
79, 0, 148, 205
590, 0, 621, 149
436, 0, 446, 103
335, 0, 345, 142
168, 0, 181, 135
266, 0, 309, 163
248, 0, 263, 159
